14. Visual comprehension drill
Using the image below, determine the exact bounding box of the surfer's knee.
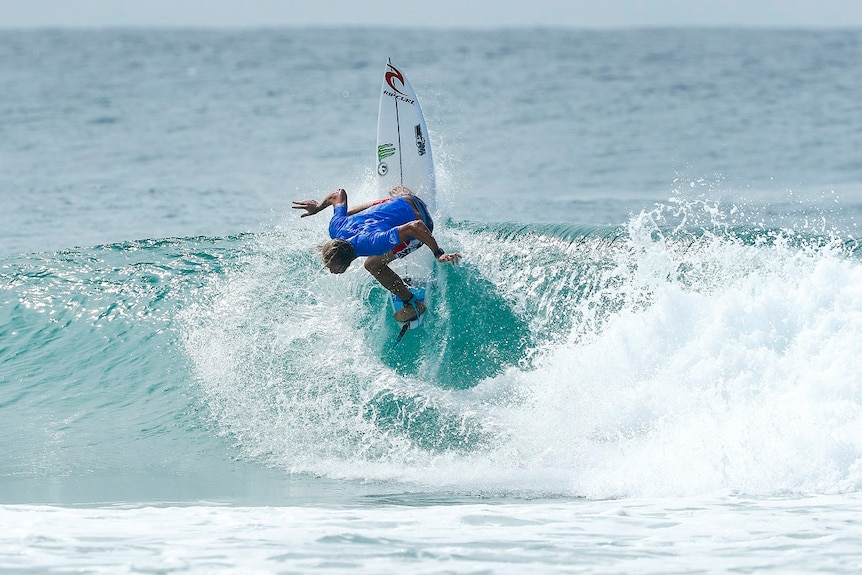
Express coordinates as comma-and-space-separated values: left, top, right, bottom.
365, 252, 397, 273
364, 255, 384, 273
403, 220, 430, 237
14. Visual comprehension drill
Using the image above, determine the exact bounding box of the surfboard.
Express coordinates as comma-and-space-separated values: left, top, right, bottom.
376, 59, 436, 337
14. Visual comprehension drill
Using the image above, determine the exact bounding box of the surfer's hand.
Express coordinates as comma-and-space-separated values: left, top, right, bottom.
293, 190, 347, 217
292, 199, 320, 217
437, 253, 461, 264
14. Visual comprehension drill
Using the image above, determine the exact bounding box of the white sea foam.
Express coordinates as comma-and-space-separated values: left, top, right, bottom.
4, 494, 862, 574
478, 205, 862, 498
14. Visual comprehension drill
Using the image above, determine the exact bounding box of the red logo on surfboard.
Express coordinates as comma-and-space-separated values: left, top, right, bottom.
385, 64, 407, 96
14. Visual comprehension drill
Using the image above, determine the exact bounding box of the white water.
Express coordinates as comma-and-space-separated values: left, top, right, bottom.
480, 208, 862, 499
5, 494, 862, 574
175, 200, 862, 502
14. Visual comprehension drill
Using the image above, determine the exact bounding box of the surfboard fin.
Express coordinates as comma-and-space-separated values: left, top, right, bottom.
395, 322, 411, 344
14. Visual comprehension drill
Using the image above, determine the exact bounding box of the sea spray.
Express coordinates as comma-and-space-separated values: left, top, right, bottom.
482, 200, 862, 497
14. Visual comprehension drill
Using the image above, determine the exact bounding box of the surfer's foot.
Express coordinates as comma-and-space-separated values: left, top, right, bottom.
394, 295, 426, 322
389, 185, 412, 198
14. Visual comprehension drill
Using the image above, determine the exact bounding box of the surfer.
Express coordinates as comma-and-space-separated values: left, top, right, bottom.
293, 186, 461, 322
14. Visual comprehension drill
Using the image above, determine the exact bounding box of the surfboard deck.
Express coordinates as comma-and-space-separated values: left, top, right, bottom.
376, 59, 436, 334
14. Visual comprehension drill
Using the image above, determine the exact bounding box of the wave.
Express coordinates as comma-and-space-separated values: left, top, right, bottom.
4, 201, 862, 498
0, 237, 237, 493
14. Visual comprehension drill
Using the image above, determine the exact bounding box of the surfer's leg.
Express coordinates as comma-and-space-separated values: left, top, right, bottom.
364, 254, 426, 321
364, 253, 411, 300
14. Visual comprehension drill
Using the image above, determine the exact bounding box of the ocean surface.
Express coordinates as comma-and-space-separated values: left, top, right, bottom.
3, 27, 862, 573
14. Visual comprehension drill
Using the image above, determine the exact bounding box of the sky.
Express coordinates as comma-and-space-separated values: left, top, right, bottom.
1, 0, 861, 29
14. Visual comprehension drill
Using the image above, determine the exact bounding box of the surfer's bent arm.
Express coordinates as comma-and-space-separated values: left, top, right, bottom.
292, 189, 347, 218
396, 221, 462, 263
346, 200, 379, 216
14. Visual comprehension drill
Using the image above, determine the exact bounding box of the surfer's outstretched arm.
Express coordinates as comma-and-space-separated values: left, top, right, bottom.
292, 188, 347, 217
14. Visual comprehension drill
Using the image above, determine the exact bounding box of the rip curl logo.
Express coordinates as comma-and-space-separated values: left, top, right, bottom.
385, 64, 406, 96
383, 63, 415, 105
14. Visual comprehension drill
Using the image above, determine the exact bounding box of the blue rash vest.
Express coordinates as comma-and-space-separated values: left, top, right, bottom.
328, 197, 418, 257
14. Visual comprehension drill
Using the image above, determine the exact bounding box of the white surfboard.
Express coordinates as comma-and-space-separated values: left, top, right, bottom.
376, 59, 436, 336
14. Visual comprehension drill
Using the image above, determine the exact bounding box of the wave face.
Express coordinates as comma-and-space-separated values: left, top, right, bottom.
4, 201, 862, 499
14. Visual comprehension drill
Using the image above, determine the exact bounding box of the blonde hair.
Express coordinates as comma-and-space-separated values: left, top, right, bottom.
319, 239, 356, 266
